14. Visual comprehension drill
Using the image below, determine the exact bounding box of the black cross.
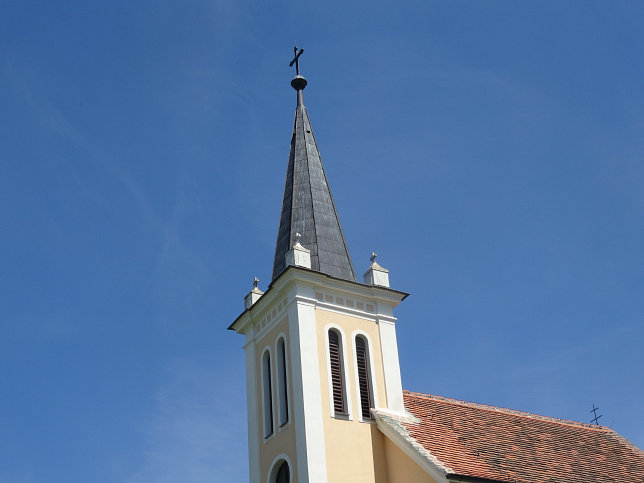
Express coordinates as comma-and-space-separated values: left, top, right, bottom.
590, 404, 603, 425
289, 45, 304, 76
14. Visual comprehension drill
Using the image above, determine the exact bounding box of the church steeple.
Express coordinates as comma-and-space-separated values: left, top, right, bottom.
272, 47, 357, 282
230, 48, 409, 482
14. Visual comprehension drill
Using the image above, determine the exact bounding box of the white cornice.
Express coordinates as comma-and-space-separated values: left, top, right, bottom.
229, 266, 408, 336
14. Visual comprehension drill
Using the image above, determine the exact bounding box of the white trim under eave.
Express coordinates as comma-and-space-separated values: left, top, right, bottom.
229, 266, 407, 335
374, 411, 451, 483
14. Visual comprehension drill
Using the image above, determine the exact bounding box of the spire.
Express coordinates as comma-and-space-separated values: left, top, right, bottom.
272, 47, 357, 282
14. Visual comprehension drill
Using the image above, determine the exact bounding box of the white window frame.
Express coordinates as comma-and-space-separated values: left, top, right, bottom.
261, 346, 274, 438
267, 453, 293, 483
324, 324, 353, 419
275, 334, 290, 428
352, 330, 378, 421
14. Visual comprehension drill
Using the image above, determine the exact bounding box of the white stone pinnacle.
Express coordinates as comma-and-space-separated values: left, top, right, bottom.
364, 251, 390, 288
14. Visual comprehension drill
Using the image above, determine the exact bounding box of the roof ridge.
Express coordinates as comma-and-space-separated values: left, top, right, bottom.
403, 390, 610, 431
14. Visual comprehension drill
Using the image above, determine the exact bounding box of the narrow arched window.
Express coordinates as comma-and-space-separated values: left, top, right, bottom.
272, 460, 290, 483
262, 350, 274, 437
328, 329, 347, 415
276, 338, 289, 426
275, 461, 290, 483
355, 336, 373, 420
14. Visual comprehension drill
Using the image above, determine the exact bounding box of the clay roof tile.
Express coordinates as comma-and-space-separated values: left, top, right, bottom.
398, 391, 644, 483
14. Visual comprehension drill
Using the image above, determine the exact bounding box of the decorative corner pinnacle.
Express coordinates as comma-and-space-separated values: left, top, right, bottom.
245, 276, 264, 309
364, 251, 390, 287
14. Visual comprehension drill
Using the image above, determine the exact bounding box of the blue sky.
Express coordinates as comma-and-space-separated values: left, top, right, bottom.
2, 1, 643, 481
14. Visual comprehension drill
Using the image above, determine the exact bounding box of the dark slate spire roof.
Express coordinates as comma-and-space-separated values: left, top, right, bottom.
271, 73, 357, 282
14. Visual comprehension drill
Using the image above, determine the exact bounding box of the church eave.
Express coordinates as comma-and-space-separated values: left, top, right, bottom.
444, 476, 512, 483
373, 410, 452, 483
228, 265, 409, 334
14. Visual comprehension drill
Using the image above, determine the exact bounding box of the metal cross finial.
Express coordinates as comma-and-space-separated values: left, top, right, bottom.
590, 404, 603, 426
253, 276, 259, 289
289, 44, 304, 76
370, 252, 378, 263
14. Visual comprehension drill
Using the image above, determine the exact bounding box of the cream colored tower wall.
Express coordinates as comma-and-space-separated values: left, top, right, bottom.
254, 316, 299, 482
232, 268, 408, 482
316, 308, 390, 482
383, 437, 439, 483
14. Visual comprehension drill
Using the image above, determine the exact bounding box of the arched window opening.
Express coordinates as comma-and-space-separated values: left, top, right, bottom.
262, 350, 274, 437
275, 461, 290, 483
272, 460, 290, 483
355, 336, 373, 420
276, 338, 289, 426
328, 329, 347, 415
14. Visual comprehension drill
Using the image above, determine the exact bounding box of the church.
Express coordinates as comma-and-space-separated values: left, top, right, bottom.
228, 48, 644, 483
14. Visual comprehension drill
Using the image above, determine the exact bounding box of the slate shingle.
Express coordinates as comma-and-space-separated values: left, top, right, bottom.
272, 82, 356, 282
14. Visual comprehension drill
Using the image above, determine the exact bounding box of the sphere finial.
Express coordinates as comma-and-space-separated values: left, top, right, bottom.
289, 44, 308, 95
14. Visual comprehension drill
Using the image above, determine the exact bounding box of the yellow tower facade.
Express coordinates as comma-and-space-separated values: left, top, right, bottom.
230, 261, 408, 482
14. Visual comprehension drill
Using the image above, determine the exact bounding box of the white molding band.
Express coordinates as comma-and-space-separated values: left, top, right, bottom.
229, 266, 407, 336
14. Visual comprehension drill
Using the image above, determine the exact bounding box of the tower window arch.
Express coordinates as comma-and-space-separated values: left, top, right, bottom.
276, 337, 289, 426
355, 335, 374, 420
269, 459, 290, 483
261, 349, 274, 438
328, 328, 347, 415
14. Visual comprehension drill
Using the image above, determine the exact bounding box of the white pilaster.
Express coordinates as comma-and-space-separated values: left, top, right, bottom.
378, 319, 405, 414
244, 333, 261, 483
287, 285, 327, 483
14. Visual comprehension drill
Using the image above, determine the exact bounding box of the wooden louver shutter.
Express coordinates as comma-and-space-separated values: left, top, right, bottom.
263, 352, 274, 436
279, 341, 288, 424
328, 330, 346, 414
356, 337, 372, 419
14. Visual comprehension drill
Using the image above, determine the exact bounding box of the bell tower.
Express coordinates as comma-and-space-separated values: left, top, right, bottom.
229, 47, 408, 483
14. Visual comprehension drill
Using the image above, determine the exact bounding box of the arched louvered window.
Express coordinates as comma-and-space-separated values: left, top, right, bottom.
262, 350, 274, 437
272, 460, 290, 483
276, 461, 290, 483
328, 329, 347, 415
276, 337, 289, 426
355, 336, 373, 420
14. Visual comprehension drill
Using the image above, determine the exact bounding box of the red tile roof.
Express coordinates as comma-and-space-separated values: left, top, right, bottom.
399, 391, 644, 483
